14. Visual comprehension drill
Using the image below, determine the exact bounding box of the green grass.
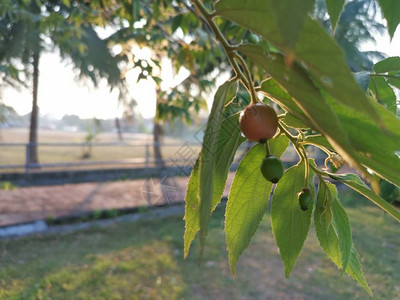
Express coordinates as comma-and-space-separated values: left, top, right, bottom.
0, 191, 399, 299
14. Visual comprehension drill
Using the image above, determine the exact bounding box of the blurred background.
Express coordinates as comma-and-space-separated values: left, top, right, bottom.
0, 0, 399, 299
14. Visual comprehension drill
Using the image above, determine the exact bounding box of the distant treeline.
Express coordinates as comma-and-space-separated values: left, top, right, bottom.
0, 109, 207, 137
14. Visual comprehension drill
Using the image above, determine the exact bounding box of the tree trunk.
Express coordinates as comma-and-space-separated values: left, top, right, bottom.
153, 120, 165, 168
153, 87, 165, 168
28, 50, 40, 166
115, 117, 123, 141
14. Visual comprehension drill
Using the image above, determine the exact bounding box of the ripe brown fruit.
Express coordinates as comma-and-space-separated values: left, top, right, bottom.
239, 103, 278, 142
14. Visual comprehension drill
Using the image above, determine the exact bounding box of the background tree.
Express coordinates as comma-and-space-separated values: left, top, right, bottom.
0, 0, 128, 166
314, 0, 386, 72
100, 0, 226, 167
84, 0, 278, 167
0, 101, 17, 141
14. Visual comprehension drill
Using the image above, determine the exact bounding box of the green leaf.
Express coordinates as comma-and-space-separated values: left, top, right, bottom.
281, 113, 309, 129
387, 75, 400, 90
260, 78, 314, 130
184, 82, 241, 258
184, 114, 245, 258
270, 0, 315, 48
132, 0, 140, 21
62, 0, 71, 8
369, 76, 397, 113
226, 135, 289, 275
271, 160, 315, 277
324, 95, 400, 188
330, 198, 353, 274
183, 157, 200, 257
212, 114, 246, 210
171, 14, 183, 34
325, 0, 345, 33
315, 180, 372, 295
215, 0, 382, 123
317, 181, 352, 274
376, 0, 400, 38
199, 80, 238, 257
262, 73, 400, 189
304, 134, 333, 151
328, 173, 400, 223
213, 114, 246, 190
373, 56, 400, 73
261, 66, 400, 186
248, 47, 368, 179
260, 80, 313, 130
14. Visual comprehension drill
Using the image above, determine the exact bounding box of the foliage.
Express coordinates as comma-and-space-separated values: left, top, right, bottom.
315, 0, 387, 72
1, 0, 400, 296
81, 117, 102, 159
0, 180, 17, 190
181, 0, 400, 295
91, 0, 275, 124
124, 0, 232, 124
0, 102, 17, 125
0, 0, 128, 96
0, 0, 133, 164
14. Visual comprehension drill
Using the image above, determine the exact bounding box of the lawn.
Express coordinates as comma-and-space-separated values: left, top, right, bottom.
0, 190, 399, 299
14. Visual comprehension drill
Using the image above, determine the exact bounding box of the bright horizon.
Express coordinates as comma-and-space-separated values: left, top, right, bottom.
2, 26, 400, 121
2, 46, 184, 120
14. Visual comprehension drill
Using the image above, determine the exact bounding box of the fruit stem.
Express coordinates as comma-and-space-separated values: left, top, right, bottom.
265, 140, 271, 156
300, 141, 334, 157
277, 121, 297, 143
277, 114, 286, 120
278, 121, 309, 184
191, 0, 232, 50
233, 53, 259, 104
300, 146, 309, 187
308, 162, 331, 177
190, 0, 257, 105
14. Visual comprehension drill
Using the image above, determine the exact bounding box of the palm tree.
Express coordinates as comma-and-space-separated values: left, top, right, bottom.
0, 0, 128, 166
314, 0, 386, 72
103, 0, 228, 167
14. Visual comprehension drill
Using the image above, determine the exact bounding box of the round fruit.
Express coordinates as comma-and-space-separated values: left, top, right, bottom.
260, 155, 284, 183
239, 103, 278, 142
298, 188, 312, 211
248, 33, 260, 44
380, 179, 399, 203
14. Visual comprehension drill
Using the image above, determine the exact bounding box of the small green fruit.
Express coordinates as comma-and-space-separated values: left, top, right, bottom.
260, 155, 284, 183
298, 188, 312, 211
248, 33, 260, 44
380, 179, 400, 203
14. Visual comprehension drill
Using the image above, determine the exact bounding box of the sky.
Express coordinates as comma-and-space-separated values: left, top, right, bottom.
2, 47, 178, 119
2, 25, 400, 121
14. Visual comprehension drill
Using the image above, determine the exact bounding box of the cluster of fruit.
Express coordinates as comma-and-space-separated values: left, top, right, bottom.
239, 103, 311, 211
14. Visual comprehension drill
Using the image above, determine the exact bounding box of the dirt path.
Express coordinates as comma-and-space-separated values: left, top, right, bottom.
0, 173, 235, 227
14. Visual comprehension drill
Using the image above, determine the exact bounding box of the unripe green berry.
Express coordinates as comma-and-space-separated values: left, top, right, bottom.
260, 155, 284, 183
298, 188, 312, 211
248, 33, 261, 44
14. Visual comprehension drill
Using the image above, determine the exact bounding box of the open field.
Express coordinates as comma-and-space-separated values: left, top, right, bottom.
0, 128, 203, 172
0, 128, 297, 173
0, 190, 399, 299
